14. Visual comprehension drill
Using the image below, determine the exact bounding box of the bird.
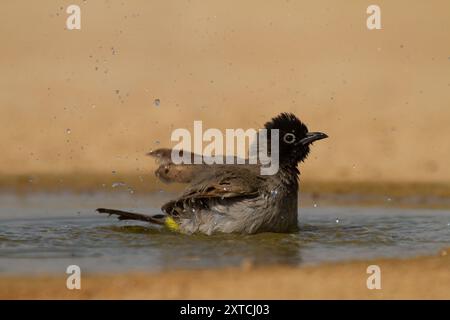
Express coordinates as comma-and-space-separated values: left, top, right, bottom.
97, 113, 328, 235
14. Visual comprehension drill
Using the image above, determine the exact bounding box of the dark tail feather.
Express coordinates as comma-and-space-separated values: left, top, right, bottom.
96, 208, 166, 225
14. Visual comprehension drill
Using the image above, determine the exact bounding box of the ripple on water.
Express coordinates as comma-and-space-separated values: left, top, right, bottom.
0, 206, 449, 274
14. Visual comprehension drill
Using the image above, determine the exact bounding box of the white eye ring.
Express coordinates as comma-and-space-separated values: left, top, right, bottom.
283, 133, 296, 144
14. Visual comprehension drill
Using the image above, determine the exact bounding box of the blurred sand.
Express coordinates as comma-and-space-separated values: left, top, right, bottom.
1, 248, 449, 299
1, 1, 450, 185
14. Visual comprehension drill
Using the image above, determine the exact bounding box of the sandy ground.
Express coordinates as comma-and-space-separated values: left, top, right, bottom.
1, 1, 450, 184
1, 248, 449, 299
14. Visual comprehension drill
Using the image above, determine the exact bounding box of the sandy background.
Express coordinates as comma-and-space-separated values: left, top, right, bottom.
1, 0, 450, 185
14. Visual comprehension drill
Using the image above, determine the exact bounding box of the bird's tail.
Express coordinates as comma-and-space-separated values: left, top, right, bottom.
96, 208, 166, 225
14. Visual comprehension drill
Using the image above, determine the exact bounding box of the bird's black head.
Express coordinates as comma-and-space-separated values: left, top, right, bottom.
264, 113, 328, 164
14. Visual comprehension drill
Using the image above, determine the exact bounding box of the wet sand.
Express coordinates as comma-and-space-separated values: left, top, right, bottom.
1, 248, 449, 299
2, 173, 450, 209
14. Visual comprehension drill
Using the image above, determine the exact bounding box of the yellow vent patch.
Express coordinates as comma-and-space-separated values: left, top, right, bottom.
165, 216, 180, 232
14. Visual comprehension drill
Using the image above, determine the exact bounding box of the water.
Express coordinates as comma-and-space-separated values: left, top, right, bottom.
0, 193, 449, 274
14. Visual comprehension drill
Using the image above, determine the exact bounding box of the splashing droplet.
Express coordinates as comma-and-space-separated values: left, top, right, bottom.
112, 182, 126, 188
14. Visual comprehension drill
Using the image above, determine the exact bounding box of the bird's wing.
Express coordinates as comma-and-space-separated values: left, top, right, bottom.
161, 166, 264, 217
148, 148, 249, 184
147, 148, 201, 183
181, 166, 262, 198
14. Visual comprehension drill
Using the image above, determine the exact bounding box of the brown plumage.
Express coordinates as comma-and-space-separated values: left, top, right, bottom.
97, 113, 328, 235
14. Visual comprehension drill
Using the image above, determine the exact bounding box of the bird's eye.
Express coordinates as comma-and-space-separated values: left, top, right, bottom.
283, 133, 296, 144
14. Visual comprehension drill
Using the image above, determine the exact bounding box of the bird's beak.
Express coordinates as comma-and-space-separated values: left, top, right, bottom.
299, 132, 328, 146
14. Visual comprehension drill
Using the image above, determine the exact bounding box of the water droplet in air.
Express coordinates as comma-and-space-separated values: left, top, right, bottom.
112, 182, 126, 188
313, 203, 318, 208
154, 98, 160, 107
335, 218, 340, 223
66, 128, 71, 134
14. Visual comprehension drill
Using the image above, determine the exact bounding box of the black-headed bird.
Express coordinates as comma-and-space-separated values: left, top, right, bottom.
97, 113, 328, 235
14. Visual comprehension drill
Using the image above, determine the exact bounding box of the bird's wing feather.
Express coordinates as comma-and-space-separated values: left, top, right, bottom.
181, 167, 262, 199
147, 148, 203, 183
161, 166, 263, 217
148, 148, 250, 184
